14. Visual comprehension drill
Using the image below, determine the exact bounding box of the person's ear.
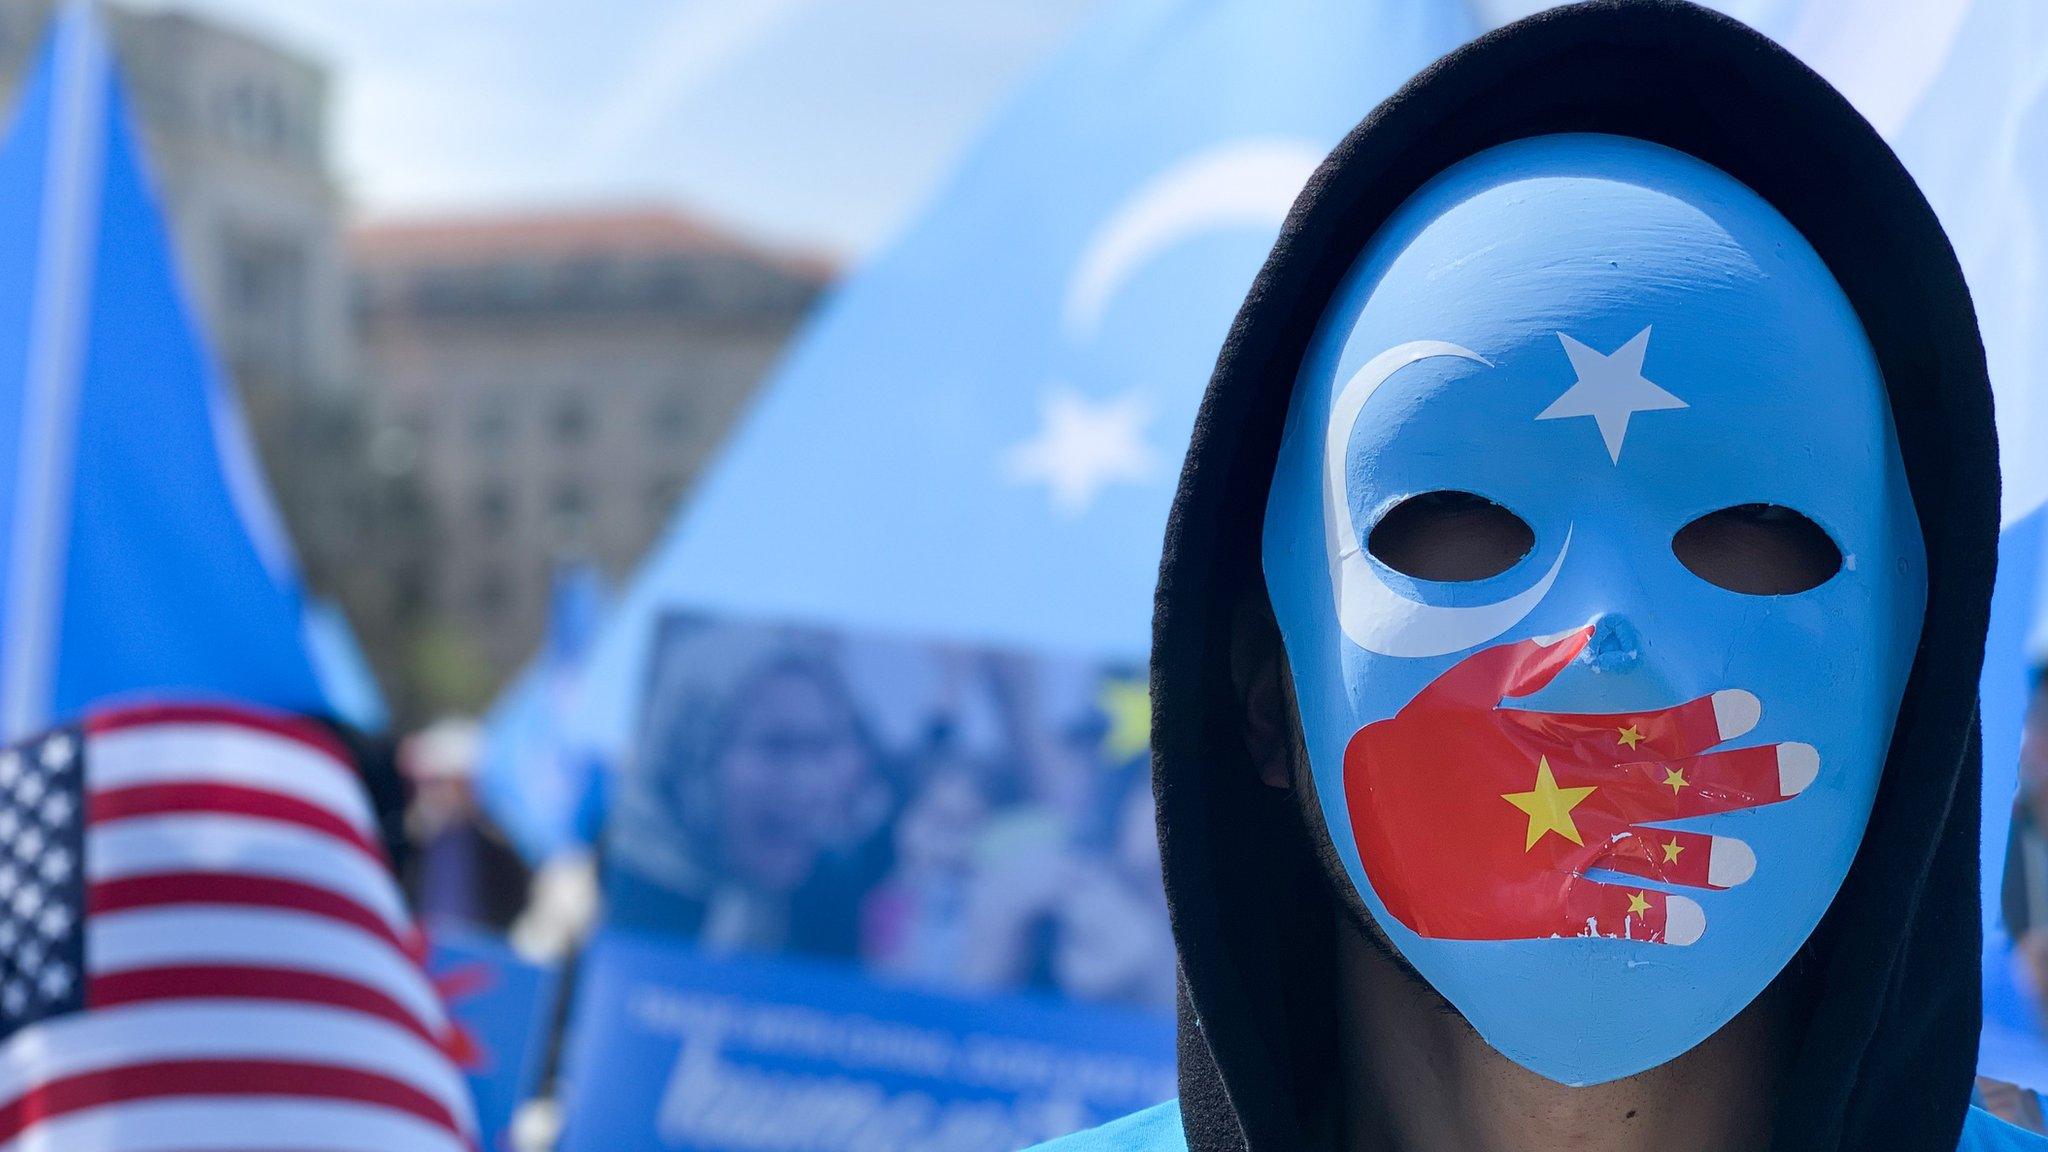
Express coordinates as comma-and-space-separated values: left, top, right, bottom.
1231, 583, 1297, 791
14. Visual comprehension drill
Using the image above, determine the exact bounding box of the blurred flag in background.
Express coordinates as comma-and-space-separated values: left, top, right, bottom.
569, 0, 1477, 772
1714, 0, 2048, 527
303, 599, 392, 736
1700, 0, 2048, 1088
0, 5, 334, 743
476, 564, 609, 869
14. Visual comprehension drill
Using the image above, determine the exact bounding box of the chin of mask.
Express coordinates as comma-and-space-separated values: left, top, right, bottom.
1262, 133, 1927, 1087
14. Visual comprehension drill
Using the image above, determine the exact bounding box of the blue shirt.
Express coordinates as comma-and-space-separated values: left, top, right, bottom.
1027, 1100, 2048, 1151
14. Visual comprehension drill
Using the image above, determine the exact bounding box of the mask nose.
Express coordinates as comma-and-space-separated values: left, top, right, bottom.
1581, 613, 1642, 674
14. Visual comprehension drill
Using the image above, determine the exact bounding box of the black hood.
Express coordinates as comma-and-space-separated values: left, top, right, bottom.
1149, 3, 1998, 1150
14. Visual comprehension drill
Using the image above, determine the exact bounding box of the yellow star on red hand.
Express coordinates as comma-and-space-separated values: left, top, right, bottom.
1502, 757, 1597, 851
1661, 839, 1684, 864
1662, 767, 1689, 795
1627, 891, 1652, 919
1617, 724, 1645, 750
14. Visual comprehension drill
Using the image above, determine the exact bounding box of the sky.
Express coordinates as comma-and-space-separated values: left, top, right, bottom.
126, 0, 1101, 258
119, 1, 1773, 260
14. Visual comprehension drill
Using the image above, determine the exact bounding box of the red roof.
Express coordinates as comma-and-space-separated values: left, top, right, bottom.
349, 207, 836, 282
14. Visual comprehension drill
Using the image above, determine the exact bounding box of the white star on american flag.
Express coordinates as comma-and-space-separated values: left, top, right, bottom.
36, 734, 72, 771
34, 963, 71, 1003
35, 902, 71, 940
37, 792, 71, 827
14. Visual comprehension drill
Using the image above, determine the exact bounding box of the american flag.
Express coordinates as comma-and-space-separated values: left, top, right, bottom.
0, 701, 476, 1151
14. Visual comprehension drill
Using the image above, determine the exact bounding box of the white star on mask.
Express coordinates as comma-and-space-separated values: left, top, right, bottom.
1537, 327, 1687, 463
1004, 388, 1160, 515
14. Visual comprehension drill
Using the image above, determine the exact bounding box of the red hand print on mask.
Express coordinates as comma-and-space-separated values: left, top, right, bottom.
1343, 628, 1816, 945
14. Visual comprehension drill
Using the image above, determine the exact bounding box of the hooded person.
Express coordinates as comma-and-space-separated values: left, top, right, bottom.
1030, 2, 2039, 1150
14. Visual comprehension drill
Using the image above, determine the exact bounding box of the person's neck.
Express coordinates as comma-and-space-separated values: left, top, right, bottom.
1333, 917, 1789, 1152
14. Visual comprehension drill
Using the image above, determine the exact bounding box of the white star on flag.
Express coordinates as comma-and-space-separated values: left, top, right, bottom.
1004, 388, 1161, 515
1537, 327, 1687, 462
0, 705, 479, 1148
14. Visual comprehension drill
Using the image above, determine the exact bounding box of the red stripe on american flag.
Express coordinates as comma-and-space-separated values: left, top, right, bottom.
2, 704, 476, 1149
88, 873, 410, 959
87, 966, 443, 1051
85, 703, 356, 767
88, 782, 386, 864
0, 1059, 467, 1144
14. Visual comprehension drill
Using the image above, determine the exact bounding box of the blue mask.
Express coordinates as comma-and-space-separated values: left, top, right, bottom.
1263, 134, 1927, 1086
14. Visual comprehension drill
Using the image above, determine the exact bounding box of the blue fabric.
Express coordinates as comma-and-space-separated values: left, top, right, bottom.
1691, 0, 2048, 1095
567, 0, 1475, 767
1977, 511, 2048, 1088
0, 9, 329, 738
301, 598, 389, 732
475, 564, 608, 862
556, 930, 1175, 1151
1028, 1101, 2043, 1150
1963, 1106, 2048, 1150
1025, 1100, 1185, 1151
1700, 0, 2048, 530
425, 925, 559, 1152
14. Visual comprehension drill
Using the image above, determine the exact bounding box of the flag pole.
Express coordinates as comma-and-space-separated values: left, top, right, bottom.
2, 0, 107, 742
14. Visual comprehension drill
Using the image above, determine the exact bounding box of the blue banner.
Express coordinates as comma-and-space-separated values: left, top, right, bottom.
557, 929, 1175, 1152
428, 925, 561, 1152
603, 611, 1174, 1015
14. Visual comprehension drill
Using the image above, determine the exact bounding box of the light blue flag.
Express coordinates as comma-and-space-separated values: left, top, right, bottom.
1687, 0, 2048, 1087
1701, 0, 2048, 527
478, 564, 609, 863
302, 598, 390, 734
0, 5, 330, 740
570, 0, 1477, 765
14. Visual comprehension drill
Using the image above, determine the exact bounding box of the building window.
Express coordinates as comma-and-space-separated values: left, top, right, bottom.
474, 483, 513, 535
386, 485, 428, 532
550, 481, 591, 535
645, 475, 682, 521
474, 569, 511, 617
551, 396, 592, 446
219, 79, 292, 155
392, 566, 430, 620
648, 398, 689, 443
471, 401, 512, 451
399, 410, 433, 448
220, 232, 307, 381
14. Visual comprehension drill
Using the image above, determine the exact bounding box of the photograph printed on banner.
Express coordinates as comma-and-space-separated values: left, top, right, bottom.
603, 612, 1174, 1012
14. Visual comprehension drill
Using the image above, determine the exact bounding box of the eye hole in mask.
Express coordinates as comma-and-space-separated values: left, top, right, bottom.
1673, 503, 1842, 595
1368, 490, 1535, 583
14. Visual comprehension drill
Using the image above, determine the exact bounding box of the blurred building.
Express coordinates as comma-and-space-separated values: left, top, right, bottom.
0, 1, 376, 711
0, 0, 351, 397
351, 210, 831, 706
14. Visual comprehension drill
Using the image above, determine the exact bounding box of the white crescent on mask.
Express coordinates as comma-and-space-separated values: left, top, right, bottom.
1324, 340, 1572, 658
